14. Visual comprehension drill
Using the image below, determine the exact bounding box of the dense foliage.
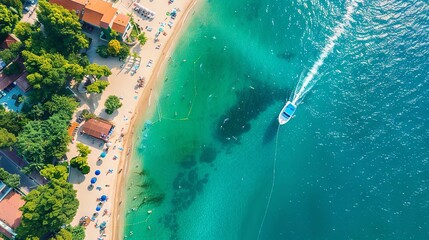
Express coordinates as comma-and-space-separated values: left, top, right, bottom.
16, 177, 78, 238
16, 114, 70, 165
40, 164, 68, 182
66, 226, 85, 240
0, 167, 20, 188
86, 80, 109, 93
0, 4, 19, 37
37, 0, 88, 55
97, 41, 130, 60
70, 143, 91, 174
0, 127, 17, 148
104, 95, 122, 114
49, 229, 72, 240
0, 108, 28, 135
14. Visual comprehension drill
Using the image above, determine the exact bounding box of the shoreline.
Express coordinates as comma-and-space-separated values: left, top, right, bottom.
111, 1, 201, 239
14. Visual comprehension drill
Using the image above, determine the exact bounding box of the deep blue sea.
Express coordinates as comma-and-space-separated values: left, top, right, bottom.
124, 0, 429, 239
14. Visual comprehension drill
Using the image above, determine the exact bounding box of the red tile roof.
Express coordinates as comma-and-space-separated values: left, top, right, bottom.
0, 191, 24, 229
82, 0, 117, 28
0, 34, 20, 49
81, 118, 114, 141
112, 14, 130, 34
49, 0, 87, 18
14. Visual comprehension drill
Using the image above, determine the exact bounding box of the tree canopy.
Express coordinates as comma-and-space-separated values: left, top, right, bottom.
0, 108, 28, 135
76, 143, 91, 157
107, 39, 121, 56
0, 127, 17, 148
37, 0, 88, 55
85, 63, 111, 79
16, 114, 70, 164
66, 226, 85, 240
43, 95, 79, 119
0, 0, 23, 14
104, 95, 122, 114
13, 22, 32, 41
86, 80, 109, 94
0, 167, 20, 188
49, 229, 72, 240
16, 179, 78, 238
40, 164, 68, 182
0, 4, 19, 37
22, 50, 82, 101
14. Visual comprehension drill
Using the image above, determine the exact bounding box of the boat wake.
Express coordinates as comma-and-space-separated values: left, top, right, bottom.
292, 0, 360, 105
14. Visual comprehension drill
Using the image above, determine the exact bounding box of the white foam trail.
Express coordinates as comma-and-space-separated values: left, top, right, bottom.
293, 0, 359, 104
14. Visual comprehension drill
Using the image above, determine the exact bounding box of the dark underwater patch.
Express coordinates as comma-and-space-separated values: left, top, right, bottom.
262, 117, 280, 145
199, 145, 218, 163
215, 80, 289, 144
276, 51, 296, 61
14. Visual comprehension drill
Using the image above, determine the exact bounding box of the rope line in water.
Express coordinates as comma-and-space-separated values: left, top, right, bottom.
257, 124, 281, 240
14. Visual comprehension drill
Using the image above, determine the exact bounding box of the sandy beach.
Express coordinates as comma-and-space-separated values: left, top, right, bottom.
67, 0, 201, 239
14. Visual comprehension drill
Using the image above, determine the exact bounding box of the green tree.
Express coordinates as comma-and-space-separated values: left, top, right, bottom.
85, 63, 111, 79
0, 5, 19, 36
0, 167, 20, 188
22, 51, 81, 101
118, 43, 130, 60
49, 229, 72, 240
0, 108, 28, 134
37, 0, 88, 55
0, 49, 15, 63
76, 143, 91, 157
16, 114, 70, 164
86, 80, 109, 94
69, 156, 87, 170
0, 127, 17, 148
104, 95, 122, 114
0, 0, 23, 15
107, 39, 121, 56
16, 179, 79, 238
13, 22, 32, 41
40, 164, 68, 182
66, 225, 85, 240
43, 95, 79, 119
138, 33, 147, 45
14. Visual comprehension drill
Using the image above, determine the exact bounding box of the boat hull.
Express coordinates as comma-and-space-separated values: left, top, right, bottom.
278, 101, 297, 125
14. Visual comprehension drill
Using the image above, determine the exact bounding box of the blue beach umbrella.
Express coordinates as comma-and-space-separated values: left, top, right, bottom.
90, 177, 97, 184
96, 206, 101, 211
95, 170, 101, 175
100, 152, 107, 158
100, 195, 107, 201
159, 28, 163, 32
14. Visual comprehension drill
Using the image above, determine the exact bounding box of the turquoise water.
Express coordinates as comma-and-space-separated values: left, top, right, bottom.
124, 0, 429, 239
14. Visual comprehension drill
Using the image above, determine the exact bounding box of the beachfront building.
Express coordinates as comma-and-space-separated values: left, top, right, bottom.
80, 118, 114, 142
0, 181, 25, 239
50, 0, 132, 40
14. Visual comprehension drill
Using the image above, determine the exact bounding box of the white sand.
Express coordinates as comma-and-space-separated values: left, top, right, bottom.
68, 0, 199, 239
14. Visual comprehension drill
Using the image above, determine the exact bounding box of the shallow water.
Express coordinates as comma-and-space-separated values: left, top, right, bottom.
124, 0, 429, 239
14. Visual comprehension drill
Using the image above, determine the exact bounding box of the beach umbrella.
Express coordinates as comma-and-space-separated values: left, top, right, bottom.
106, 142, 112, 148
96, 206, 101, 211
100, 195, 107, 201
95, 170, 101, 175
100, 152, 107, 158
91, 177, 97, 184
159, 28, 164, 32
